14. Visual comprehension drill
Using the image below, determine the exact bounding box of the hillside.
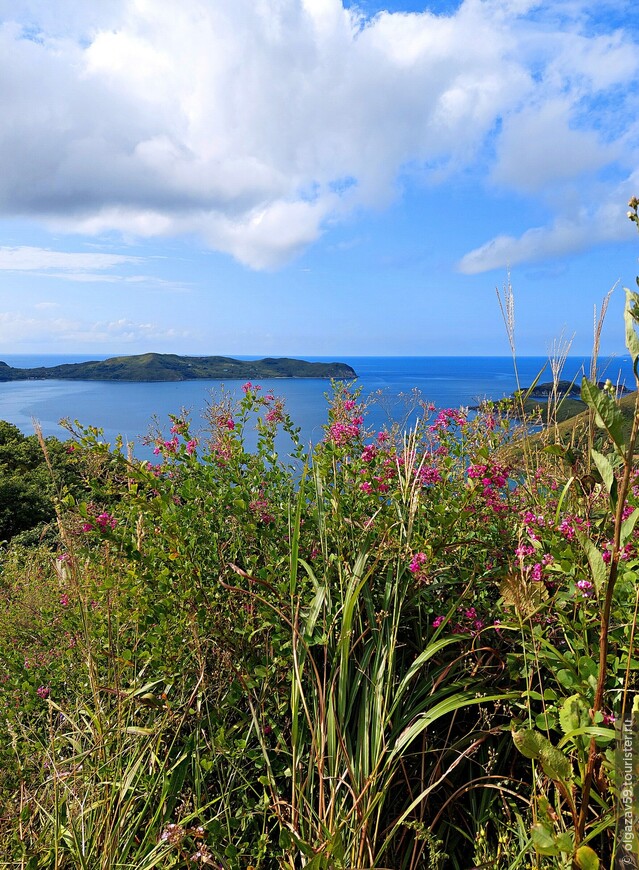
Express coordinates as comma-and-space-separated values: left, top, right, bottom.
0, 353, 357, 382
514, 380, 631, 424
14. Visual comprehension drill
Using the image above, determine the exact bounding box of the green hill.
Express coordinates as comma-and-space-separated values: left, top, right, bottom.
0, 354, 357, 382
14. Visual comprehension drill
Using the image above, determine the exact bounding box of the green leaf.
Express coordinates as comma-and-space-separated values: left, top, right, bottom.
625, 288, 639, 375
557, 669, 577, 689
512, 728, 544, 760
576, 531, 608, 594
555, 832, 574, 854
574, 844, 600, 870
590, 449, 617, 506
539, 742, 572, 781
536, 711, 557, 731
581, 377, 626, 456
621, 508, 639, 547
559, 694, 590, 737
531, 823, 559, 856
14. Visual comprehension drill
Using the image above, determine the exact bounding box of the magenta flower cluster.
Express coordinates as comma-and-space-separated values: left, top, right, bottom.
467, 462, 510, 514
81, 508, 117, 533
249, 496, 275, 524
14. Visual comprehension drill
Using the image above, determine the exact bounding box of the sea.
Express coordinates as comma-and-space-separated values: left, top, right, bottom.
0, 354, 634, 460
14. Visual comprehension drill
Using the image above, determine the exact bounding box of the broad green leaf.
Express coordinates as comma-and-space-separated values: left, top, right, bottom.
531, 823, 559, 856
512, 728, 544, 760
621, 508, 639, 547
581, 377, 626, 456
575, 844, 600, 870
539, 743, 572, 781
555, 832, 574, 854
559, 694, 590, 737
590, 449, 617, 505
557, 668, 577, 689
625, 288, 639, 374
536, 711, 557, 731
576, 531, 608, 594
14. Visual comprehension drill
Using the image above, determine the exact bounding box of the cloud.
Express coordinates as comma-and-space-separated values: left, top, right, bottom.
491, 99, 619, 194
0, 0, 637, 268
0, 245, 189, 288
0, 310, 192, 346
458, 195, 632, 274
0, 246, 140, 272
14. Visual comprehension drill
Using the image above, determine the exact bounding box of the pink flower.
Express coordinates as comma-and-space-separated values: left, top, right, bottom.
361, 444, 377, 463
36, 686, 50, 699
60, 594, 70, 607
515, 544, 535, 559
185, 439, 198, 456
418, 466, 442, 486
576, 579, 594, 598
265, 401, 285, 425
409, 552, 428, 576
94, 512, 117, 531
432, 615, 445, 628
249, 497, 274, 524
530, 563, 543, 582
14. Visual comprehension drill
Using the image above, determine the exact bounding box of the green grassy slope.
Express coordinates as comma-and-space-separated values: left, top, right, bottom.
0, 354, 357, 382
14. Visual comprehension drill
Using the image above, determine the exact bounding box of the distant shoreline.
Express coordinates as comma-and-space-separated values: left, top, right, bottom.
0, 353, 357, 383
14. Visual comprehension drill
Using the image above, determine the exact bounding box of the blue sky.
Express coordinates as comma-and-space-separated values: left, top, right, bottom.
0, 0, 638, 356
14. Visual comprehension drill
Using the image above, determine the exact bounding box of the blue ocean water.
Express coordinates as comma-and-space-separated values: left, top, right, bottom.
0, 354, 634, 459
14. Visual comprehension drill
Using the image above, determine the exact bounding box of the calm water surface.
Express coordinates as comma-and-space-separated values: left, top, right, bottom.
1, 354, 633, 459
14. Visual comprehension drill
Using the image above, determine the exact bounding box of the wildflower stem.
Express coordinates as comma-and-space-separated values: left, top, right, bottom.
577, 391, 639, 841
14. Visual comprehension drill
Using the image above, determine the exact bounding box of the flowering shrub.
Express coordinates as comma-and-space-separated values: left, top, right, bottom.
2, 206, 639, 867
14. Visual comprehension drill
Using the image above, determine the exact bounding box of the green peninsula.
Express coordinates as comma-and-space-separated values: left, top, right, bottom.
0, 353, 357, 383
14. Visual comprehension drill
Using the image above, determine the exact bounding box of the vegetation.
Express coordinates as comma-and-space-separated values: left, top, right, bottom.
505, 381, 631, 426
0, 421, 82, 546
0, 354, 357, 383
0, 201, 638, 868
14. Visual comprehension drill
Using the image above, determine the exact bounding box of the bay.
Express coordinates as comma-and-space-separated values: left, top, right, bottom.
0, 353, 634, 460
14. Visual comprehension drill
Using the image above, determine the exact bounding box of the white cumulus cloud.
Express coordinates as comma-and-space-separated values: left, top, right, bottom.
0, 0, 636, 269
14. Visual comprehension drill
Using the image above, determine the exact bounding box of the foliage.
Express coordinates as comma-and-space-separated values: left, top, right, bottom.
0, 200, 638, 867
0, 421, 81, 544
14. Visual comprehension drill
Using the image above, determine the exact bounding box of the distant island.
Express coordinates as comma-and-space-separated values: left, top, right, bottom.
521, 379, 630, 400
0, 353, 357, 382
511, 379, 632, 424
